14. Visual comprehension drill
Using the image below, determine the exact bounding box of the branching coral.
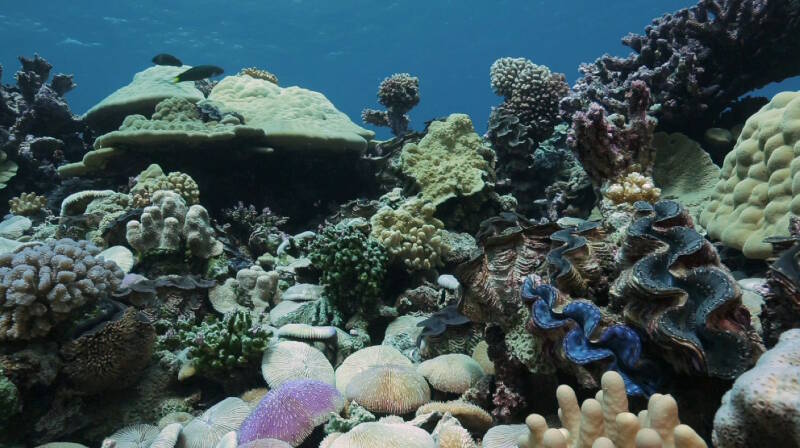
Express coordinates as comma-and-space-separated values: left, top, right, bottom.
130, 164, 200, 208
610, 200, 762, 379
489, 57, 569, 143
566, 81, 656, 190
561, 0, 800, 137
712, 328, 800, 448
177, 310, 271, 376
0, 238, 124, 340
309, 218, 387, 316
362, 73, 420, 136
8, 192, 47, 216
518, 371, 706, 448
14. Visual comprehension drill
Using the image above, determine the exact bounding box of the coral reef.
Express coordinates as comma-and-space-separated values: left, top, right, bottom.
239, 379, 344, 445
518, 371, 706, 448
370, 197, 447, 272
489, 57, 569, 142
611, 201, 762, 379
362, 73, 420, 136
561, 0, 800, 137
308, 218, 387, 317
0, 238, 124, 340
699, 91, 800, 259
9, 192, 47, 216
712, 328, 800, 448
129, 164, 200, 208
603, 171, 660, 205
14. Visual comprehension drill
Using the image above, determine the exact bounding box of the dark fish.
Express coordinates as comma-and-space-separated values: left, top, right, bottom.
152, 53, 182, 66
173, 65, 224, 83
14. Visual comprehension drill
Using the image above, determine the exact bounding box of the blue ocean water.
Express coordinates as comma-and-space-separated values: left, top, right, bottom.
2, 0, 798, 138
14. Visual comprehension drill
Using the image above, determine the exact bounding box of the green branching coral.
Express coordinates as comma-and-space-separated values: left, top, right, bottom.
0, 368, 20, 425
308, 219, 387, 317
178, 310, 271, 376
370, 197, 447, 271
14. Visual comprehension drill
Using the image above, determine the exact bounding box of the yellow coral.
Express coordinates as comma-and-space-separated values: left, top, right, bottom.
370, 198, 447, 271
699, 91, 800, 259
239, 67, 279, 85
603, 171, 660, 204
518, 371, 706, 448
401, 114, 493, 206
8, 192, 47, 216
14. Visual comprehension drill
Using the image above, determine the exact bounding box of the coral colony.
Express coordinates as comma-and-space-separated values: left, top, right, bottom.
3, 1, 800, 447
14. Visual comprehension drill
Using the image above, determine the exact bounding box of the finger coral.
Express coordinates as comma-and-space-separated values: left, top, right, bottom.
518, 371, 707, 448
8, 192, 47, 216
0, 238, 124, 340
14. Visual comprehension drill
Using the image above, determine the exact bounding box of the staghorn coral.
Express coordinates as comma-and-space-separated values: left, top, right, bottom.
489, 57, 569, 143
567, 81, 656, 190
239, 379, 345, 446
308, 218, 387, 317
361, 73, 420, 136
611, 200, 763, 379
0, 238, 124, 340
400, 114, 495, 207
240, 67, 279, 85
370, 197, 447, 272
560, 0, 800, 138
699, 91, 800, 259
61, 307, 155, 395
177, 310, 271, 377
9, 192, 47, 216
712, 328, 800, 448
518, 371, 706, 448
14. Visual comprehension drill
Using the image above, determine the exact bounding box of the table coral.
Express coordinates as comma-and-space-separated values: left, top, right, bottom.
0, 238, 124, 340
699, 91, 800, 259
712, 328, 800, 448
401, 114, 495, 207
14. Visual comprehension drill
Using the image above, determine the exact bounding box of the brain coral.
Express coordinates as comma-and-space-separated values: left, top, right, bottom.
712, 328, 800, 448
0, 238, 124, 340
401, 114, 494, 207
238, 379, 345, 446
699, 91, 800, 259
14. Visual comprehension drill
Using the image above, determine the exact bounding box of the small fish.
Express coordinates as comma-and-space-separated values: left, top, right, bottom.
152, 53, 182, 66
173, 65, 224, 83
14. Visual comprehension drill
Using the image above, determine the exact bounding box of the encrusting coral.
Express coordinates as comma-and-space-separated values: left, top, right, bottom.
0, 238, 124, 340
712, 328, 800, 448
362, 73, 420, 136
518, 371, 707, 448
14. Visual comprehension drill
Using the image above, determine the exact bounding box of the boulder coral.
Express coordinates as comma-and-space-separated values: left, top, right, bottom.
0, 238, 124, 340
699, 91, 800, 259
712, 328, 800, 447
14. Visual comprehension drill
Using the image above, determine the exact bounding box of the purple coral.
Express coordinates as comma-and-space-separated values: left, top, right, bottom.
561, 0, 800, 137
362, 73, 420, 136
567, 81, 656, 188
238, 379, 344, 446
489, 57, 569, 142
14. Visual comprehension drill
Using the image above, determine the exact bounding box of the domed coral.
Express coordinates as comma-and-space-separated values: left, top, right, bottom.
345, 364, 431, 415
417, 354, 484, 395
699, 91, 800, 259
